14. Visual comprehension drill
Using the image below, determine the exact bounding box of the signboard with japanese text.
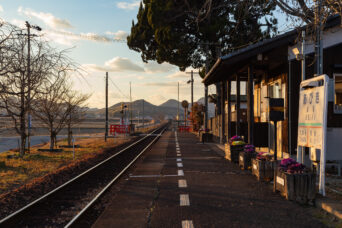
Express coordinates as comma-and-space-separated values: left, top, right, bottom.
297, 75, 328, 149
110, 124, 130, 135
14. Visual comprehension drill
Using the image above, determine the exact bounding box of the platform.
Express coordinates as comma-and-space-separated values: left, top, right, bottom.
92, 130, 325, 228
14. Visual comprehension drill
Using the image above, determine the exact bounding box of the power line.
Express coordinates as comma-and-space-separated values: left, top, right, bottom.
108, 77, 130, 100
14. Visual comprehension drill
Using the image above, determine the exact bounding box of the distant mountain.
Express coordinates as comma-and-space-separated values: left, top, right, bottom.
86, 97, 218, 120
88, 99, 185, 120
159, 99, 181, 108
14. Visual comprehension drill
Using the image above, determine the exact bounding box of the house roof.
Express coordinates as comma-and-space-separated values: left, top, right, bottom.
202, 15, 341, 85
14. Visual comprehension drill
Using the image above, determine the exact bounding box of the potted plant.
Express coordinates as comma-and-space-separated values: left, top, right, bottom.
251, 152, 274, 181
225, 135, 245, 163
239, 144, 256, 170
275, 158, 316, 204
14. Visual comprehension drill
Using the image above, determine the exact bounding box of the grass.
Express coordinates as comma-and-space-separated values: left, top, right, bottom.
0, 124, 161, 195
0, 136, 130, 194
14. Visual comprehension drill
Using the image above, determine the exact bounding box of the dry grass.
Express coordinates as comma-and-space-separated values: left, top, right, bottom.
0, 136, 130, 194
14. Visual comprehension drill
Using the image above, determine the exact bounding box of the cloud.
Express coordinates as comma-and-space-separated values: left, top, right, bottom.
18, 7, 72, 29
10, 19, 26, 29
166, 71, 188, 79
144, 61, 176, 73
41, 29, 114, 46
105, 57, 144, 72
106, 30, 128, 40
140, 82, 181, 87
0, 5, 3, 12
83, 57, 144, 72
117, 1, 140, 10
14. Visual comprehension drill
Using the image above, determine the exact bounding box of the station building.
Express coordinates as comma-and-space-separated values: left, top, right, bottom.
202, 15, 342, 163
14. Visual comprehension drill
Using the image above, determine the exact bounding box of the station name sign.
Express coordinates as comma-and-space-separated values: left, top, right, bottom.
297, 75, 328, 149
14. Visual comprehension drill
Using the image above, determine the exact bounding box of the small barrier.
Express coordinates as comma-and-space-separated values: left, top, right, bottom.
110, 125, 131, 135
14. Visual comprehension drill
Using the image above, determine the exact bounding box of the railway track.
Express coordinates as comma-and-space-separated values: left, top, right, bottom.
0, 123, 168, 227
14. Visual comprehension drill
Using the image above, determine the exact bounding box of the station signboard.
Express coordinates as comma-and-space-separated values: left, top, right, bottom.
297, 74, 329, 196
297, 75, 328, 150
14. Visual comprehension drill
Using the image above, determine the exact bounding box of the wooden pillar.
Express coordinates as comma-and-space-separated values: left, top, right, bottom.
221, 81, 226, 144
236, 74, 241, 136
247, 65, 254, 145
227, 79, 232, 141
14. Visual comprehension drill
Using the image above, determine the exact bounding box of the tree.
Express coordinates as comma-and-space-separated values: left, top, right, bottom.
181, 100, 189, 124
64, 90, 90, 147
275, 0, 342, 26
32, 74, 88, 150
0, 24, 70, 156
127, 0, 278, 72
190, 102, 204, 131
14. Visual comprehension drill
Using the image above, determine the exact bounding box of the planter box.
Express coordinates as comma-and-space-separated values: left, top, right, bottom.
224, 144, 244, 163
251, 158, 274, 181
239, 152, 256, 170
275, 170, 316, 204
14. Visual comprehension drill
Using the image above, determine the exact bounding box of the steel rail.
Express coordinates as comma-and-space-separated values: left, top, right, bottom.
0, 125, 165, 225
65, 126, 166, 227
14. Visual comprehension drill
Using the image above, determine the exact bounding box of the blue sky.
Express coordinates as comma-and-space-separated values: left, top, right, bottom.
0, 1, 289, 108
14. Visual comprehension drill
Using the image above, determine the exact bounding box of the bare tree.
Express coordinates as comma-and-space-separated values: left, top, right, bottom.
0, 24, 69, 156
64, 90, 90, 147
275, 0, 342, 26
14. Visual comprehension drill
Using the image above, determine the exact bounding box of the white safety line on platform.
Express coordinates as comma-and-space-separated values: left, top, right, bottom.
177, 163, 183, 168
182, 220, 194, 228
178, 170, 184, 176
177, 158, 182, 162
178, 179, 187, 188
129, 174, 179, 178
138, 134, 162, 136
180, 194, 190, 206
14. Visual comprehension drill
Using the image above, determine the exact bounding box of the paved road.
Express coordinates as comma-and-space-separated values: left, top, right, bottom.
93, 130, 326, 228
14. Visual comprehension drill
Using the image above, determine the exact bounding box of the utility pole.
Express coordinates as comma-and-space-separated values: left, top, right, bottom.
186, 70, 199, 127
130, 82, 133, 126
186, 71, 200, 109
142, 99, 145, 128
177, 82, 180, 128
200, 42, 220, 131
105, 72, 108, 141
204, 44, 209, 131
25, 21, 41, 153
315, 0, 323, 75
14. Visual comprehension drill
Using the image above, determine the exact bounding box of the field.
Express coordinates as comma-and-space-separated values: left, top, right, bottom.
0, 123, 158, 195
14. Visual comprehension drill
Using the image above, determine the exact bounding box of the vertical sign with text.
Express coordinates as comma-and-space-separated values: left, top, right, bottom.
297, 78, 326, 150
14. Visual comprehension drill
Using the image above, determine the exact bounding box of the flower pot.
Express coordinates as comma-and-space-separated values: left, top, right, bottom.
275, 170, 316, 204
225, 144, 244, 163
239, 152, 256, 170
251, 158, 274, 181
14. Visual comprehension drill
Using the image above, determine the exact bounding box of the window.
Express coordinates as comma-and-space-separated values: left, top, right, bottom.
334, 74, 342, 113
268, 82, 281, 98
254, 87, 261, 117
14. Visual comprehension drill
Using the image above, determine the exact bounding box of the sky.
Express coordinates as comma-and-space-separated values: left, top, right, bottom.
0, 1, 288, 109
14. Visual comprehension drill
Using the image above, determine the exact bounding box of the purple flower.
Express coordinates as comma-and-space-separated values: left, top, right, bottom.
230, 135, 242, 142
279, 158, 305, 173
244, 144, 255, 153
